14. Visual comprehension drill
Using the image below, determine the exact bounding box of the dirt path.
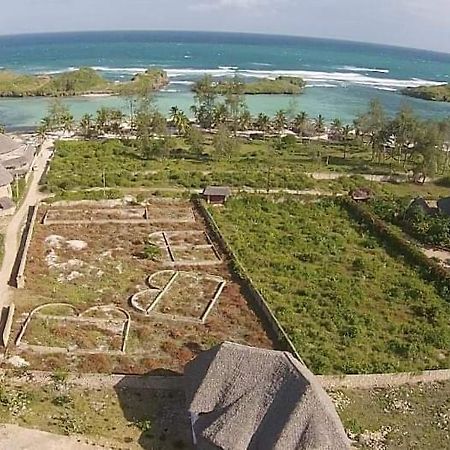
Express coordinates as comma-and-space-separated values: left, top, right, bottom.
0, 139, 53, 309
0, 424, 103, 449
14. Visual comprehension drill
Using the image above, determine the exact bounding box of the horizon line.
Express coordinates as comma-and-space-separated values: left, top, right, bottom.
0, 29, 449, 57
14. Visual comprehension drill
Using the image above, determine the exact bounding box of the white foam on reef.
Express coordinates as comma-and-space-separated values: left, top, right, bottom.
338, 65, 390, 74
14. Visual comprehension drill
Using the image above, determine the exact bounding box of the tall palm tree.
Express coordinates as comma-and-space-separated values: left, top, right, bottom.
330, 118, 343, 140
239, 110, 253, 131
170, 106, 190, 136
292, 112, 309, 136
273, 110, 287, 133
79, 114, 93, 138
256, 113, 271, 139
314, 114, 326, 134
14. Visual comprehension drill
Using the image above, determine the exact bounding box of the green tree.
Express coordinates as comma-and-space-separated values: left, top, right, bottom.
256, 113, 271, 138
170, 106, 190, 136
314, 114, 326, 134
192, 75, 217, 129
223, 75, 247, 135
354, 99, 387, 161
273, 110, 287, 133
79, 114, 94, 139
213, 124, 238, 159
292, 112, 309, 136
185, 126, 204, 156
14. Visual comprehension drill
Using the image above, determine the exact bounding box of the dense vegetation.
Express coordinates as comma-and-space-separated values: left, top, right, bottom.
403, 83, 450, 102
0, 67, 168, 97
211, 196, 450, 374
43, 137, 403, 193
370, 196, 450, 250
212, 76, 307, 95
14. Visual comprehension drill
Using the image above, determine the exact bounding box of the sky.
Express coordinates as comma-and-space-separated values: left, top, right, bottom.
1, 0, 450, 53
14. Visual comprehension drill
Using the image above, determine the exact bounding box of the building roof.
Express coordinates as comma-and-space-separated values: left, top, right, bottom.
0, 197, 15, 210
202, 186, 232, 197
0, 134, 22, 156
185, 342, 350, 450
0, 165, 13, 187
1, 144, 35, 175
437, 197, 450, 217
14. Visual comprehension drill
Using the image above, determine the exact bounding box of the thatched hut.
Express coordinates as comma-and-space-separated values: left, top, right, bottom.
185, 342, 350, 450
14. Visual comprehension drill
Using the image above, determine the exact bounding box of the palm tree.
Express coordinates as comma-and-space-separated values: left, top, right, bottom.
314, 114, 326, 134
292, 112, 309, 136
256, 113, 271, 139
170, 106, 190, 136
214, 104, 229, 128
273, 110, 287, 133
330, 118, 343, 141
79, 114, 93, 138
95, 107, 110, 134
239, 110, 253, 131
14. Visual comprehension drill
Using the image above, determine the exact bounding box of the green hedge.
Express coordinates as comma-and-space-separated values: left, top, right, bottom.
342, 198, 450, 302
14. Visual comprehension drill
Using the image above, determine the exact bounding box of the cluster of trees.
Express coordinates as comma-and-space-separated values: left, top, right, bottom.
354, 99, 450, 182
37, 75, 450, 172
370, 197, 450, 250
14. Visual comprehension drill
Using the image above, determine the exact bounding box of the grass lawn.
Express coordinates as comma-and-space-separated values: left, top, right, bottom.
0, 373, 192, 449
334, 381, 450, 449
210, 196, 450, 374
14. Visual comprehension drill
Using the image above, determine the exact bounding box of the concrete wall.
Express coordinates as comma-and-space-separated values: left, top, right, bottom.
11, 205, 38, 289
193, 198, 303, 363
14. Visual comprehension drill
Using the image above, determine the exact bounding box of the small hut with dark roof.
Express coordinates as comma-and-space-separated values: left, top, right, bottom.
184, 342, 350, 450
202, 186, 231, 205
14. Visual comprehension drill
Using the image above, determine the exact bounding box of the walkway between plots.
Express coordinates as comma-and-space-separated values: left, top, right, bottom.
0, 139, 53, 310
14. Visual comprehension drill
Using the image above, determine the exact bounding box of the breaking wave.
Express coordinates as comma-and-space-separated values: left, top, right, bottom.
35, 65, 445, 91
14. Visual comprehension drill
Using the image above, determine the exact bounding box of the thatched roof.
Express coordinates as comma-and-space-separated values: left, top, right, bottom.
0, 134, 21, 156
1, 144, 35, 175
0, 165, 13, 187
0, 197, 14, 210
437, 197, 450, 217
185, 342, 349, 450
202, 186, 232, 197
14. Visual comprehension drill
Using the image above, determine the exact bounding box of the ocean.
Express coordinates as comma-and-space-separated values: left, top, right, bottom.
0, 30, 449, 129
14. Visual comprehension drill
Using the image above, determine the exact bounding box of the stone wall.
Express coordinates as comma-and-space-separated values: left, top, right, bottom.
11, 205, 38, 289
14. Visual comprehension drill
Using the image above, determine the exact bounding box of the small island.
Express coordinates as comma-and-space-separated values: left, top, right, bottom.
193, 76, 306, 95
0, 67, 169, 97
402, 83, 450, 102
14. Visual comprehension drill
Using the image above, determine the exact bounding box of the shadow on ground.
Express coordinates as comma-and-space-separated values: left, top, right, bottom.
114, 373, 193, 450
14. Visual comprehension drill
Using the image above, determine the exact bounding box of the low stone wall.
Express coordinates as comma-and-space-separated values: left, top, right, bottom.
193, 198, 303, 363
0, 304, 15, 347
319, 369, 450, 390
11, 205, 38, 289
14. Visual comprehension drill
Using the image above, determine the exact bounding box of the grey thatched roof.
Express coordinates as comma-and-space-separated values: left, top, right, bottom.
185, 342, 350, 450
1, 144, 35, 175
0, 165, 13, 187
202, 186, 231, 197
0, 134, 21, 156
0, 197, 14, 210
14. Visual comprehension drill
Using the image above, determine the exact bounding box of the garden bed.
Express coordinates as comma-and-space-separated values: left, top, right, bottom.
6, 200, 273, 374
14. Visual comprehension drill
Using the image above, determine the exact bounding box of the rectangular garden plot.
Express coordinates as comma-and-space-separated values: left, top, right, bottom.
7, 200, 273, 374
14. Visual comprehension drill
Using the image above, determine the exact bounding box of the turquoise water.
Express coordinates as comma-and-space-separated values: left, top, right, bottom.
0, 31, 449, 129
